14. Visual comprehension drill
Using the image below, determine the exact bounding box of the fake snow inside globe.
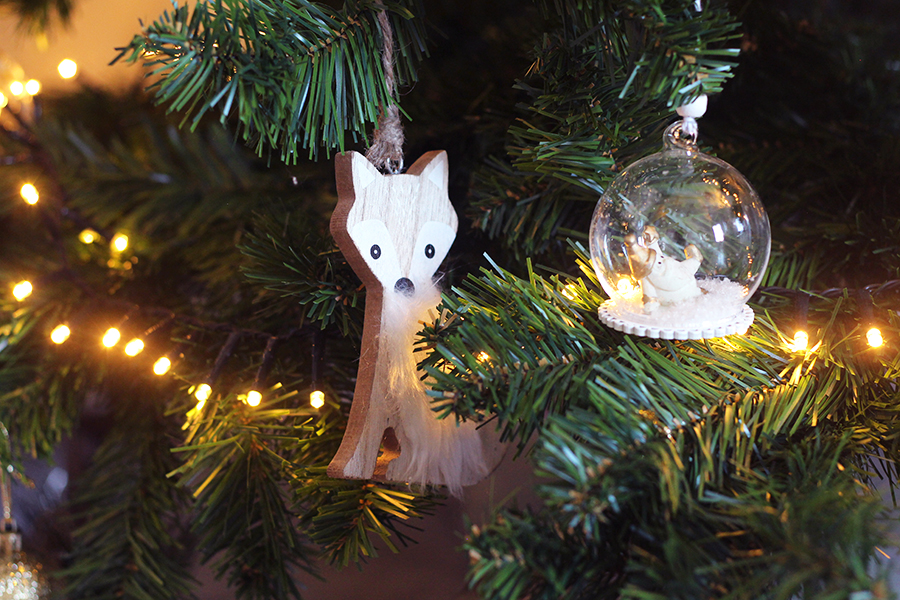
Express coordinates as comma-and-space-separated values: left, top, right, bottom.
589, 121, 771, 340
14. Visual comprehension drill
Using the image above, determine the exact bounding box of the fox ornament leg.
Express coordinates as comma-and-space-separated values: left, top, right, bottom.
328, 150, 501, 494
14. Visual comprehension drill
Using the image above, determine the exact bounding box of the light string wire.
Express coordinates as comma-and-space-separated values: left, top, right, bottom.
1, 101, 324, 409
3, 49, 896, 410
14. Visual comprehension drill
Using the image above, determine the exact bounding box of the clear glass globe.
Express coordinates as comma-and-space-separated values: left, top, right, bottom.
589, 121, 771, 339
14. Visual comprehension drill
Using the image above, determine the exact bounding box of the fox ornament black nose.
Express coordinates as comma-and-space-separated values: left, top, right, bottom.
394, 278, 415, 296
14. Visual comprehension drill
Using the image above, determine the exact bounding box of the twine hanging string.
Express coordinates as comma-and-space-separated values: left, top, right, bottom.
365, 4, 405, 174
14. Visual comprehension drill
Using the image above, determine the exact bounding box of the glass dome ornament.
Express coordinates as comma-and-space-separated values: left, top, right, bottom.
589, 116, 771, 340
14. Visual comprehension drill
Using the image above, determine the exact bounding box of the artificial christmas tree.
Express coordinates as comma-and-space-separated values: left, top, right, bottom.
0, 0, 898, 599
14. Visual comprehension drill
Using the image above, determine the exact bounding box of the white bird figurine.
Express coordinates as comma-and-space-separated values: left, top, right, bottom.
625, 226, 703, 313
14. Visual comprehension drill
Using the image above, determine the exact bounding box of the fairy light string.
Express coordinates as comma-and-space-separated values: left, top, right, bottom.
8, 230, 896, 416
1, 97, 329, 412
1, 64, 895, 420
8, 192, 896, 417
12, 269, 314, 410
310, 329, 326, 408
246, 336, 279, 406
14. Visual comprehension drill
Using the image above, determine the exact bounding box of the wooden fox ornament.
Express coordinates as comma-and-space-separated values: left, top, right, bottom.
328, 150, 500, 493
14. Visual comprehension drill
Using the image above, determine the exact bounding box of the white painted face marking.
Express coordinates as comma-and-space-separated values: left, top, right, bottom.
350, 220, 402, 289
408, 221, 456, 289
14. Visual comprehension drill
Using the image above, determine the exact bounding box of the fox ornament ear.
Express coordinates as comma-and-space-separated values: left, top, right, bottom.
328, 151, 503, 494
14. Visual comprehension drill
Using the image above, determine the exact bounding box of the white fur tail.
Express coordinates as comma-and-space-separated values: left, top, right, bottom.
382, 281, 488, 496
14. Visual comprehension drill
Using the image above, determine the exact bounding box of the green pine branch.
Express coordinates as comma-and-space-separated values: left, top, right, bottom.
467, 370, 895, 599
465, 509, 622, 600
431, 244, 899, 599
20, 89, 345, 327
171, 387, 318, 600
422, 248, 780, 448
467, 437, 891, 600
467, 159, 598, 259
61, 389, 193, 600
115, 0, 428, 161
239, 209, 365, 338
0, 0, 72, 30
296, 471, 439, 568
469, 0, 741, 257
0, 306, 90, 458
519, 0, 742, 185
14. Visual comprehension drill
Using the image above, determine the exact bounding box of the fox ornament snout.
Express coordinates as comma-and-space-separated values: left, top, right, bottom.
328, 150, 501, 494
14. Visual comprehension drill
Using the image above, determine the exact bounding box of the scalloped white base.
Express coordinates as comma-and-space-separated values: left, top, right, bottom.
599, 301, 754, 340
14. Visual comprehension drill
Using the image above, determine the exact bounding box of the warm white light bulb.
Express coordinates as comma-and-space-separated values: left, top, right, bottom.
79, 230, 96, 244
788, 330, 808, 353
194, 384, 212, 403
0, 92, 7, 109
50, 325, 70, 344
102, 327, 121, 348
476, 351, 491, 362
58, 59, 78, 79
24, 79, 40, 96
866, 327, 884, 348
111, 234, 129, 253
310, 390, 325, 409
153, 357, 171, 375
246, 390, 262, 407
20, 183, 39, 205
9, 81, 24, 96
12, 280, 32, 301
616, 278, 634, 294
124, 338, 144, 356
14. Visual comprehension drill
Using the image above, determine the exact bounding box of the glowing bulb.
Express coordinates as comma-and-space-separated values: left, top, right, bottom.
788, 330, 808, 353
12, 281, 32, 301
50, 325, 70, 344
476, 351, 491, 362
561, 284, 578, 300
111, 234, 129, 252
194, 384, 211, 404
866, 327, 884, 348
9, 81, 24, 96
58, 59, 78, 79
616, 278, 635, 294
24, 80, 40, 96
79, 230, 97, 244
153, 357, 171, 375
310, 390, 325, 409
102, 327, 121, 348
20, 183, 39, 205
124, 338, 144, 356
246, 390, 262, 407
0, 92, 7, 108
